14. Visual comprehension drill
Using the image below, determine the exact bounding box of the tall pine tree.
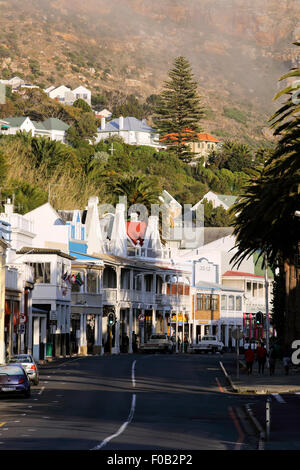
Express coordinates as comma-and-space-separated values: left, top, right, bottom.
154, 56, 204, 162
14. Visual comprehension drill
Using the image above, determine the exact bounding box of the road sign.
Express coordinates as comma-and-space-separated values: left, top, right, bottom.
232, 328, 244, 340
19, 324, 25, 334
138, 313, 145, 322
19, 314, 26, 324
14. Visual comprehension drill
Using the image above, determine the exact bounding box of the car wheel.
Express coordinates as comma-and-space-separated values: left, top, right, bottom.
24, 390, 31, 398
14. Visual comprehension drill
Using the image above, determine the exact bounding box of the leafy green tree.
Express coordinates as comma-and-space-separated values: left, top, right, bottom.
153, 56, 204, 162
66, 112, 98, 145
202, 200, 234, 227
73, 98, 92, 113
208, 141, 253, 172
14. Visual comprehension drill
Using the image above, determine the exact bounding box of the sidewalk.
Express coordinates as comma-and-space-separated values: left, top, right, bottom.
221, 355, 300, 394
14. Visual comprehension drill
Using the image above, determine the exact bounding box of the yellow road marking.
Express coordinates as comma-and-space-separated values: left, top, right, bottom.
0, 422, 6, 427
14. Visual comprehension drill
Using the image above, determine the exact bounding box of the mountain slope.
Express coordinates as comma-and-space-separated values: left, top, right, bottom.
0, 0, 299, 145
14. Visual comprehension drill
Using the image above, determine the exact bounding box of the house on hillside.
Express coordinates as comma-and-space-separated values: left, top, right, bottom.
72, 86, 91, 106
1, 116, 69, 142
160, 131, 221, 165
45, 85, 91, 106
96, 116, 162, 149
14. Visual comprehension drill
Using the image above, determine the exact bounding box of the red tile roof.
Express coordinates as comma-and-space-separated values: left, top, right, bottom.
160, 130, 219, 143
223, 271, 265, 279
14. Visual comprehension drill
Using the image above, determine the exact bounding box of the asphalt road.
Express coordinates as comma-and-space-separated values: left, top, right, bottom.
0, 353, 259, 450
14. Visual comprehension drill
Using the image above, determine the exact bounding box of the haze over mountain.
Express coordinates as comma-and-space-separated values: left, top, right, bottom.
0, 0, 299, 144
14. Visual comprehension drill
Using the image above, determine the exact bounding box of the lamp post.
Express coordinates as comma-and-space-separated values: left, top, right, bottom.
264, 252, 270, 354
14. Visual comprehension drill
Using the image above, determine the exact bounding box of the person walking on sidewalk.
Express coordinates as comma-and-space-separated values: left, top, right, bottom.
256, 342, 267, 374
245, 347, 255, 375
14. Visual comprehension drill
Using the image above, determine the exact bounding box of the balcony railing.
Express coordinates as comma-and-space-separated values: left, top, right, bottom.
71, 292, 102, 308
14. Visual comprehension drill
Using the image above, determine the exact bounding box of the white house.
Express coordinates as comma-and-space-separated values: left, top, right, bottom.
1, 117, 36, 135
96, 116, 162, 149
1, 116, 69, 142
72, 86, 91, 106
0, 76, 25, 90
45, 85, 91, 106
47, 85, 73, 103
24, 203, 69, 252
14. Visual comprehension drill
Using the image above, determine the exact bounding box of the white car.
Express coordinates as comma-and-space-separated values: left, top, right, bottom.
188, 335, 224, 354
8, 354, 39, 385
139, 334, 174, 353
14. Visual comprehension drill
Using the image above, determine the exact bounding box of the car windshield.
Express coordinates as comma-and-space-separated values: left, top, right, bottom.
0, 365, 24, 375
11, 355, 32, 363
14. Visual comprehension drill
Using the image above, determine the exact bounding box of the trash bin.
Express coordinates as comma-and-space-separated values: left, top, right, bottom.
46, 342, 53, 357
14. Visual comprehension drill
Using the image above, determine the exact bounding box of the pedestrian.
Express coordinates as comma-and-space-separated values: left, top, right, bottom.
132, 331, 137, 353
269, 344, 277, 376
256, 342, 267, 374
244, 347, 255, 375
282, 344, 292, 375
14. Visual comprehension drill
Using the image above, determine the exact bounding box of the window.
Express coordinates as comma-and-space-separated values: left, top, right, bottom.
27, 263, 51, 284
246, 281, 251, 293
87, 272, 97, 293
253, 283, 258, 297
221, 295, 227, 310
204, 295, 211, 310
211, 295, 218, 311
228, 295, 235, 310
236, 296, 242, 311
196, 294, 203, 310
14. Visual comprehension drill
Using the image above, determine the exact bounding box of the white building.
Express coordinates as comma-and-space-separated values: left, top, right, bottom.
96, 116, 162, 149
45, 85, 91, 106
0, 117, 69, 143
72, 86, 91, 106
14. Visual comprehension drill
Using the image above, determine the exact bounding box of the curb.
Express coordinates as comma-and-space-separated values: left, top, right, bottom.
244, 403, 265, 450
219, 361, 238, 392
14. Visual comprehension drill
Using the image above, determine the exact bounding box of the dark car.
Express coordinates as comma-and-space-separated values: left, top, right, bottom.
0, 364, 31, 398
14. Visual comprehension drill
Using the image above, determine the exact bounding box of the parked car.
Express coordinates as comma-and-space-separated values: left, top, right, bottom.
8, 354, 39, 385
139, 334, 174, 353
0, 364, 31, 398
187, 335, 224, 354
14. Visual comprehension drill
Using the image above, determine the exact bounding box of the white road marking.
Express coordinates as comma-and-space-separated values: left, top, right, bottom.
132, 360, 136, 388
91, 359, 138, 451
91, 394, 136, 450
272, 393, 286, 404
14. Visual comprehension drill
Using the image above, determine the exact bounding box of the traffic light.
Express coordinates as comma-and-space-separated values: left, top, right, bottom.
108, 313, 115, 327
256, 311, 263, 325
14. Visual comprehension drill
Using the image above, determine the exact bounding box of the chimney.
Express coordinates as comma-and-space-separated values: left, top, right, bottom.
119, 116, 124, 131
4, 198, 13, 216
101, 117, 106, 130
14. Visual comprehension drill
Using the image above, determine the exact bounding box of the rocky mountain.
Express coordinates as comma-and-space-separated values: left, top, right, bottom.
0, 0, 299, 145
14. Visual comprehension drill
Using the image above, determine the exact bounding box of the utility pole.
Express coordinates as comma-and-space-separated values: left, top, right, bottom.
264, 252, 270, 354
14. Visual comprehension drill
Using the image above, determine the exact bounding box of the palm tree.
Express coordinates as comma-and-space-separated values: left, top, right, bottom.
230, 42, 300, 344
107, 174, 161, 214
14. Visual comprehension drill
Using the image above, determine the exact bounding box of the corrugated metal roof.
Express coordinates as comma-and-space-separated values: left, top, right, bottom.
98, 117, 154, 133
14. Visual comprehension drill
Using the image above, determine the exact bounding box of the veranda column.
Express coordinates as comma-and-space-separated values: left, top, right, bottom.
99, 308, 103, 355
152, 307, 156, 334
41, 316, 47, 361
129, 307, 133, 354
80, 314, 87, 355
162, 310, 166, 334
115, 305, 120, 354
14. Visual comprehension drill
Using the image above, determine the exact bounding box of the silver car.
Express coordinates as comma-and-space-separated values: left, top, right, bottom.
8, 354, 39, 385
